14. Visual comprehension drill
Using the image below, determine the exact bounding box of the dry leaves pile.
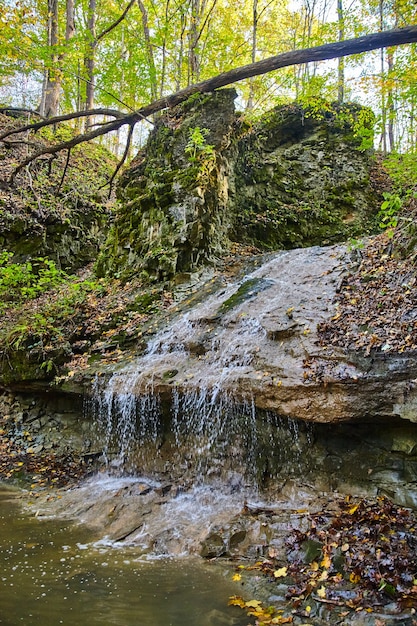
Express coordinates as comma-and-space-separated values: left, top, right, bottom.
318, 223, 417, 355
230, 496, 417, 625
0, 428, 89, 489
285, 496, 417, 609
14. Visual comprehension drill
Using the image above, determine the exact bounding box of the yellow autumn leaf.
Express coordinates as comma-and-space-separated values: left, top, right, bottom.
310, 561, 319, 571
348, 504, 359, 514
232, 573, 242, 581
317, 586, 326, 598
341, 543, 349, 552
274, 566, 288, 578
318, 569, 329, 581
245, 599, 262, 608
228, 595, 245, 608
249, 609, 270, 619
320, 554, 331, 569
349, 572, 361, 583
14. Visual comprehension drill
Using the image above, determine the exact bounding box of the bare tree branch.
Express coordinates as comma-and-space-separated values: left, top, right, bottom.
105, 123, 135, 196
57, 148, 71, 193
9, 122, 125, 182
97, 0, 136, 41
0, 107, 45, 119
3, 25, 417, 182
0, 108, 126, 142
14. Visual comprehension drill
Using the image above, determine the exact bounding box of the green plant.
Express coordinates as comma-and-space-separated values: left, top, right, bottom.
185, 126, 215, 161
349, 108, 375, 151
383, 153, 417, 191
378, 192, 402, 235
0, 253, 67, 308
348, 237, 365, 251
184, 126, 216, 185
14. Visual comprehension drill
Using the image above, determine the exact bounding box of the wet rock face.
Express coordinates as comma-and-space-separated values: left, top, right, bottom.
97, 94, 378, 281
100, 243, 417, 427
0, 390, 94, 457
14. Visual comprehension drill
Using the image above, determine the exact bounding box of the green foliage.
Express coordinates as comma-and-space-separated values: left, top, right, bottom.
377, 154, 417, 239
0, 271, 106, 381
347, 238, 365, 252
378, 192, 402, 234
185, 126, 216, 185
185, 126, 215, 161
0, 252, 66, 309
296, 99, 375, 151
383, 153, 417, 192
348, 108, 375, 152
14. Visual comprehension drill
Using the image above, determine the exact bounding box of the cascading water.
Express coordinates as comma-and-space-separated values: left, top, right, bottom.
76, 252, 329, 558
87, 262, 312, 484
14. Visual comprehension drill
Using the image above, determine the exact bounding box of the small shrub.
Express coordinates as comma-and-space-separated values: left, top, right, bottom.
0, 252, 66, 308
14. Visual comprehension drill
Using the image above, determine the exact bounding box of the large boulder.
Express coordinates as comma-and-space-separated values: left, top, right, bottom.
230, 102, 377, 249
96, 90, 238, 281
96, 92, 379, 281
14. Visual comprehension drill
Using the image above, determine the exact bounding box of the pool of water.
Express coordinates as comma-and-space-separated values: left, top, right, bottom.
0, 485, 247, 626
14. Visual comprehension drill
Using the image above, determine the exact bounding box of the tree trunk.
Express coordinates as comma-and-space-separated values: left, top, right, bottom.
153, 25, 417, 109
84, 0, 97, 116
42, 0, 61, 117
60, 25, 417, 130
176, 11, 187, 91
188, 0, 201, 84
159, 0, 171, 96
379, 0, 387, 153
387, 47, 395, 151
8, 24, 417, 173
66, 0, 75, 40
137, 0, 158, 100
337, 0, 345, 102
247, 0, 258, 110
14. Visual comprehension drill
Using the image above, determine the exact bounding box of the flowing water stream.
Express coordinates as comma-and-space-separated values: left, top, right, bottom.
86, 251, 317, 481
3, 251, 334, 624
0, 485, 248, 625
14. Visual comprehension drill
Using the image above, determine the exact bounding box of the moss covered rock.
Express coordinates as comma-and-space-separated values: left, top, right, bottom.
97, 95, 379, 281
96, 90, 238, 281
0, 115, 114, 271
229, 102, 378, 249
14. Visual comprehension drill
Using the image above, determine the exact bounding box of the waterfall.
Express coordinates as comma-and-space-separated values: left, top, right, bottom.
87, 255, 314, 484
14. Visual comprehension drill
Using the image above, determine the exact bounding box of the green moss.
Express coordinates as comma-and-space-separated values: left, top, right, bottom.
230, 101, 378, 250
217, 278, 273, 314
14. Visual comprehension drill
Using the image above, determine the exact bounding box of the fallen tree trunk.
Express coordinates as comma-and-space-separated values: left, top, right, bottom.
135, 24, 417, 118
3, 25, 417, 180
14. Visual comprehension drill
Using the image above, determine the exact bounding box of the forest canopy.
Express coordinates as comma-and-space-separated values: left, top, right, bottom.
0, 0, 416, 161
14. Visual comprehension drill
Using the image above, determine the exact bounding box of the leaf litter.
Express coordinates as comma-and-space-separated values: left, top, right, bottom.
318, 201, 417, 355
229, 495, 417, 625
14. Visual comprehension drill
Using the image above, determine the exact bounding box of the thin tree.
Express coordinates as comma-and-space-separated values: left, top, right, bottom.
83, 0, 136, 121
337, 0, 344, 102
41, 0, 60, 117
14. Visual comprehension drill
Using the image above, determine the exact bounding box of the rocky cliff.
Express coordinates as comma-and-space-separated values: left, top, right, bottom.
96, 90, 379, 281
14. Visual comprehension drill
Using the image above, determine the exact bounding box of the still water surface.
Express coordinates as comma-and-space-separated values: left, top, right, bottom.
0, 485, 247, 626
